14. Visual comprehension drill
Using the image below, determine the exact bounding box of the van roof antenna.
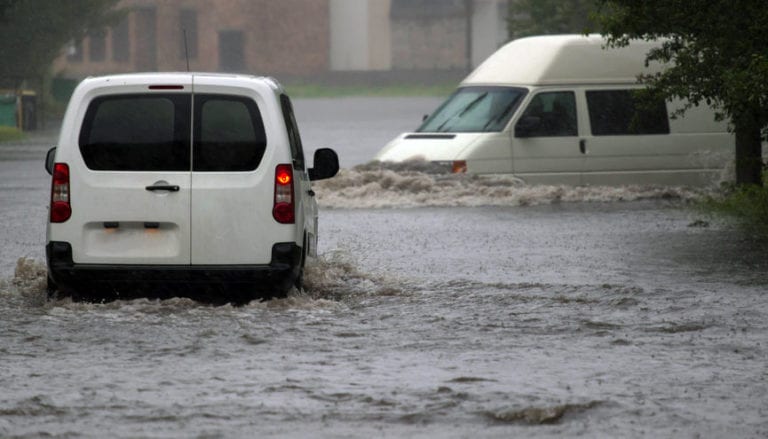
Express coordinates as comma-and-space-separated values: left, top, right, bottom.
183, 29, 190, 72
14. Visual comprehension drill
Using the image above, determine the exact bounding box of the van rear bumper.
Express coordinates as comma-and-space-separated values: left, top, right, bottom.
46, 241, 302, 301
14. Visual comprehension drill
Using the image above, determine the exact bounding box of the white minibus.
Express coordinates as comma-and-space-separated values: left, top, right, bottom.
375, 34, 733, 186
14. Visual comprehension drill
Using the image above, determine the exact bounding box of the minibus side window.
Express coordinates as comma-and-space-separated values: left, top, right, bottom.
193, 95, 267, 172
586, 90, 670, 135
515, 92, 577, 137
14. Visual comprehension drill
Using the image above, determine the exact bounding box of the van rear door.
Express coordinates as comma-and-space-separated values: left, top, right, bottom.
189, 79, 276, 265
73, 90, 193, 265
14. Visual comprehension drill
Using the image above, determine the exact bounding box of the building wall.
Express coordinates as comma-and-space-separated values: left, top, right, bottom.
389, 0, 508, 71
53, 0, 507, 79
389, 0, 468, 70
390, 17, 467, 70
54, 0, 330, 79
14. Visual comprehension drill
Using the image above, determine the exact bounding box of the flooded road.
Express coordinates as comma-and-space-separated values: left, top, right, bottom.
1, 97, 767, 438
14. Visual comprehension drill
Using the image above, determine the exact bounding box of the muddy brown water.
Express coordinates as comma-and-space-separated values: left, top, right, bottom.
1, 98, 767, 438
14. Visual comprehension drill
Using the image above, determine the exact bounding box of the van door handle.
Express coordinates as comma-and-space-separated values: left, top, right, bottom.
146, 184, 180, 192
579, 139, 587, 154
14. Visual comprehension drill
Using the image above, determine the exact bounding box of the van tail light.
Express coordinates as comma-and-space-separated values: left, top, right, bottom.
452, 160, 467, 174
273, 164, 295, 224
50, 163, 71, 223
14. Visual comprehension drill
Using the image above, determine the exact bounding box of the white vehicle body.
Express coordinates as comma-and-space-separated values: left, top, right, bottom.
375, 35, 734, 186
45, 73, 338, 302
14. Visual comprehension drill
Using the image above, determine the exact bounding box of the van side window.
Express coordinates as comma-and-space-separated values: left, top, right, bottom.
193, 95, 267, 172
586, 90, 670, 135
516, 92, 577, 137
280, 94, 305, 170
79, 94, 191, 171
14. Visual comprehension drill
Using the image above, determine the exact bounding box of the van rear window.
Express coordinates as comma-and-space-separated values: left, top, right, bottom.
79, 94, 191, 171
79, 93, 268, 172
193, 95, 267, 172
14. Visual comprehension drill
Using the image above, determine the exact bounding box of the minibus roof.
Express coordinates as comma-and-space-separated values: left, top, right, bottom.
462, 34, 666, 87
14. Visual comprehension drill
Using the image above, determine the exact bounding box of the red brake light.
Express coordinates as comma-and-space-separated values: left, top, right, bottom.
276, 169, 292, 185
273, 164, 295, 224
50, 163, 71, 223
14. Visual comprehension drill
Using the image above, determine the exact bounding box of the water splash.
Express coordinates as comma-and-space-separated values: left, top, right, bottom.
313, 160, 710, 209
2, 252, 399, 309
483, 401, 603, 425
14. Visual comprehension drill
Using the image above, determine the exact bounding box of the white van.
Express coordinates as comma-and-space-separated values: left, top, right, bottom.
44, 73, 339, 303
375, 34, 733, 186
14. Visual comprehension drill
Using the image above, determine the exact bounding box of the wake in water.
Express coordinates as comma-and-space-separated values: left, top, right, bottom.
313, 160, 712, 209
2, 253, 401, 310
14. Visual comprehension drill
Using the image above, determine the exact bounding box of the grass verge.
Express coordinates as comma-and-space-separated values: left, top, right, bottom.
0, 126, 24, 142
701, 174, 768, 238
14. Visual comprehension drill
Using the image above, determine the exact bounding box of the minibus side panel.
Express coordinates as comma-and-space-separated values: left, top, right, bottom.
580, 87, 734, 186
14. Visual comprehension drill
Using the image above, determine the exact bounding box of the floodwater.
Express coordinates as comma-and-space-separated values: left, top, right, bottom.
1, 97, 767, 438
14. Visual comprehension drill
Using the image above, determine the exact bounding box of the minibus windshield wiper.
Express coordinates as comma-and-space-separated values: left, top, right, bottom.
435, 92, 488, 132
482, 95, 521, 131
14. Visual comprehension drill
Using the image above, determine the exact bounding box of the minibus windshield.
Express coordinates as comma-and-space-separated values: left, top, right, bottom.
418, 86, 527, 133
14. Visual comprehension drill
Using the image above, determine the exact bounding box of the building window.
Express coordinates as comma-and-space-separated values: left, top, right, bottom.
218, 30, 245, 72
180, 9, 198, 60
88, 29, 106, 62
112, 18, 130, 62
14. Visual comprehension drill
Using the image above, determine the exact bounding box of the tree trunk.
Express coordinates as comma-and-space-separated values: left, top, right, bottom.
734, 109, 764, 186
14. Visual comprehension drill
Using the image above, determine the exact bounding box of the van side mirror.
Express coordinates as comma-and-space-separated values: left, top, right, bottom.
514, 116, 541, 138
308, 148, 339, 181
45, 147, 56, 175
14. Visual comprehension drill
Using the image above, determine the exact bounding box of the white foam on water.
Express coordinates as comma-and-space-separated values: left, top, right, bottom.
313, 160, 712, 209
2, 252, 399, 311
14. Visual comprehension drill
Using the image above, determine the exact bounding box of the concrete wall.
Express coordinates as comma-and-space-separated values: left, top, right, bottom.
330, 0, 391, 71
471, 0, 509, 67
